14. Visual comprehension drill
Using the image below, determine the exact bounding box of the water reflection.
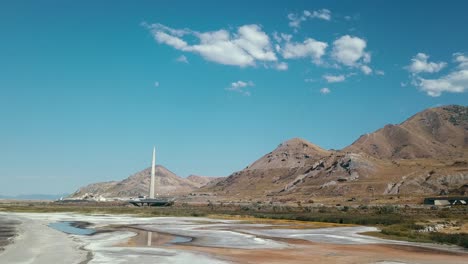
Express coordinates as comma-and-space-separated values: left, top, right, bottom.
147, 231, 152, 246
122, 228, 192, 248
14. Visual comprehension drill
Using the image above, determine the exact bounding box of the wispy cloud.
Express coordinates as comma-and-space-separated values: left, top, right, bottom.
375, 70, 385, 76
320, 87, 331, 94
176, 55, 189, 63
323, 74, 345, 83
226, 81, 254, 96
154, 81, 160, 87
288, 9, 331, 32
275, 62, 288, 71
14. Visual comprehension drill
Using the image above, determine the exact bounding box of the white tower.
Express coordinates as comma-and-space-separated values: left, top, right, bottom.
149, 147, 156, 199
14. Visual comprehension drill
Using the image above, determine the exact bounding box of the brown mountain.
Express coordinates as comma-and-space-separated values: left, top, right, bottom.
200, 105, 468, 200
70, 165, 221, 198
201, 138, 332, 197
345, 105, 468, 159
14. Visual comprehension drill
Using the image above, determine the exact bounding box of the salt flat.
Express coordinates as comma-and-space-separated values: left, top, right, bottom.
0, 212, 466, 264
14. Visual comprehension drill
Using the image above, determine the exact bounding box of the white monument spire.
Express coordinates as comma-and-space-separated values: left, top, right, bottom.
149, 146, 156, 199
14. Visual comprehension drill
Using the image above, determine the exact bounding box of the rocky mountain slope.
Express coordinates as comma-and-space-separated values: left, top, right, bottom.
70, 166, 221, 198
201, 138, 332, 197
200, 105, 468, 200
345, 105, 467, 159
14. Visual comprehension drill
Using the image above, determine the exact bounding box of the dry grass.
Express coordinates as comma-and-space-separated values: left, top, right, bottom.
208, 214, 353, 229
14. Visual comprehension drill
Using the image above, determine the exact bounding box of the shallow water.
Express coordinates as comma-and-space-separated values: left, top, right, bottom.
48, 221, 95, 235
121, 228, 192, 247
169, 235, 192, 244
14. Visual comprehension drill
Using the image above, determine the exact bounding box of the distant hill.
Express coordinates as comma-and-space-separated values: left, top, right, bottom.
70, 165, 222, 198
200, 105, 468, 200
186, 175, 225, 188
0, 194, 69, 200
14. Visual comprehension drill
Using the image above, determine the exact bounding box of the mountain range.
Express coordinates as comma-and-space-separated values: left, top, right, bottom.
71, 105, 468, 201
70, 165, 223, 198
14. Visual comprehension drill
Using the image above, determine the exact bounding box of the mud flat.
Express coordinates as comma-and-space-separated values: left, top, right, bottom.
0, 212, 466, 264
0, 215, 19, 252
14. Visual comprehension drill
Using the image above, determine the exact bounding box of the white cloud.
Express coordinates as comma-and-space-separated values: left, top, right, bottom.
275, 62, 288, 71
145, 22, 376, 80
287, 9, 331, 31
415, 69, 468, 97
323, 74, 345, 83
280, 38, 328, 63
190, 29, 255, 67
409, 52, 468, 97
145, 23, 276, 67
234, 25, 277, 61
331, 35, 368, 66
226, 80, 254, 96
154, 81, 160, 87
406, 53, 446, 74
304, 78, 315, 83
320, 87, 331, 94
226, 25, 275, 62
154, 31, 188, 50
361, 65, 372, 75
176, 55, 189, 63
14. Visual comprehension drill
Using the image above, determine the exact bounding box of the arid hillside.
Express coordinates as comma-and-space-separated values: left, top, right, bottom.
199, 105, 468, 200
345, 105, 467, 159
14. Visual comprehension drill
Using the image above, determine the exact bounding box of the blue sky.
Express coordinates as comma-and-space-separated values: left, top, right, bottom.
1, 1, 467, 196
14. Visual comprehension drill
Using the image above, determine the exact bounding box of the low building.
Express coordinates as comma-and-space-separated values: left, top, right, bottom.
423, 197, 468, 206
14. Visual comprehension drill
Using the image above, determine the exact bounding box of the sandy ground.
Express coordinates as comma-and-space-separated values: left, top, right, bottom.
0, 212, 466, 264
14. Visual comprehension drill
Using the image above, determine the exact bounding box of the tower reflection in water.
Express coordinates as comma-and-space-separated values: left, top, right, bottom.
147, 231, 152, 246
